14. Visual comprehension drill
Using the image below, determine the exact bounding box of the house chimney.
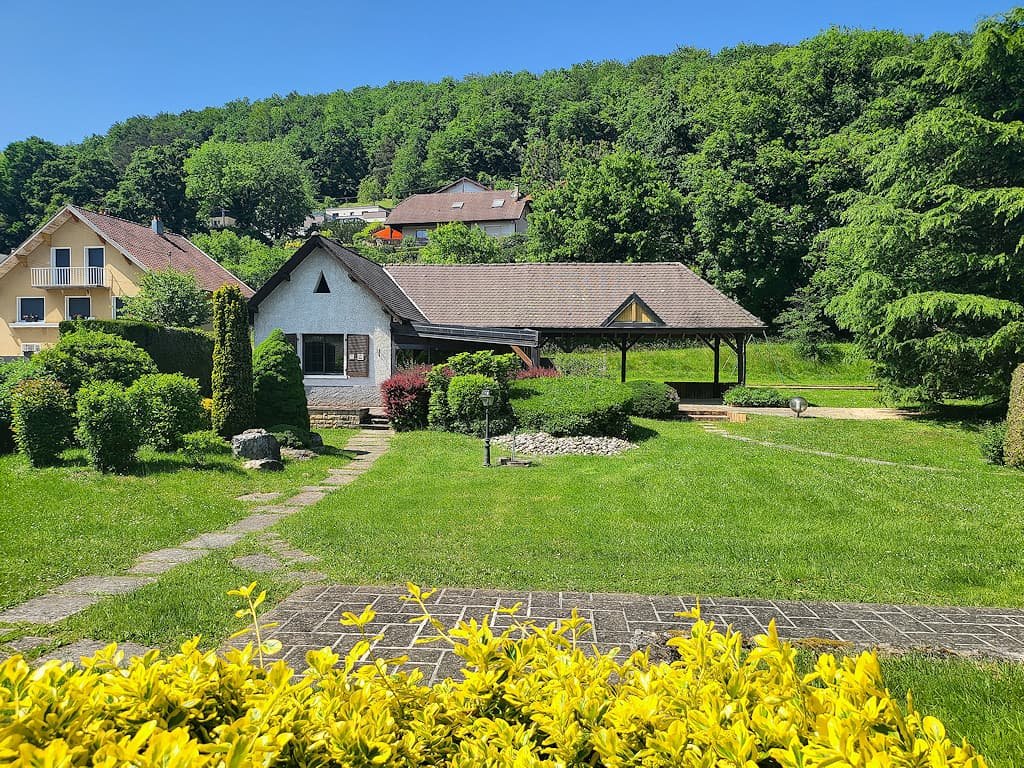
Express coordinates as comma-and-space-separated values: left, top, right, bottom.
513, 185, 520, 200
151, 216, 163, 235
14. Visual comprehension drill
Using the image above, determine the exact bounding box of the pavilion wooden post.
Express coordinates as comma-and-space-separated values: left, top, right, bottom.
736, 334, 748, 387
618, 335, 637, 383
713, 336, 721, 391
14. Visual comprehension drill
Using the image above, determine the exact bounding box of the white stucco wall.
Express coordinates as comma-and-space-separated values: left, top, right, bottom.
252, 246, 395, 407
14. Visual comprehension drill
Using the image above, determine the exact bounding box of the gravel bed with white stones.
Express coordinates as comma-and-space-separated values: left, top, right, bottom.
492, 431, 634, 456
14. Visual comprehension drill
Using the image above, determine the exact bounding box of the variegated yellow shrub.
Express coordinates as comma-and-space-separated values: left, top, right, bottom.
0, 584, 987, 767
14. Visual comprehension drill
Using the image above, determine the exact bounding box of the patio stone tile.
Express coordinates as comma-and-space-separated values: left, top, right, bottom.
180, 532, 245, 550
53, 575, 156, 596
0, 594, 103, 624
127, 547, 208, 575
235, 492, 283, 502
230, 554, 285, 572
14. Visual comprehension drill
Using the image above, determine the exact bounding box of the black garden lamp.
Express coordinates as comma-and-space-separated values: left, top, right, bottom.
480, 387, 494, 467
789, 396, 809, 418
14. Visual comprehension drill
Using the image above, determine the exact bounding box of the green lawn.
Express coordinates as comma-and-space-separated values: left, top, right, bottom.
551, 341, 876, 386
278, 419, 1024, 607
0, 429, 354, 609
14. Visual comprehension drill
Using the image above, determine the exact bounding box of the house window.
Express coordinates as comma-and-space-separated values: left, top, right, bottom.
112, 296, 126, 318
17, 297, 44, 323
52, 247, 71, 285
302, 334, 345, 375
66, 296, 92, 320
415, 229, 429, 240
86, 246, 105, 285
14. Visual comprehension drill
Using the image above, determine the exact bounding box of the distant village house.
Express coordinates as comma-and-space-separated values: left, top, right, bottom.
385, 179, 530, 241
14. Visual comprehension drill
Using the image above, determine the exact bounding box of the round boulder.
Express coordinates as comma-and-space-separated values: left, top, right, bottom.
232, 429, 282, 461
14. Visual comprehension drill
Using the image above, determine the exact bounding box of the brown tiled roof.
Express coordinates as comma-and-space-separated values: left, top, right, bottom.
250, 236, 426, 322
72, 207, 253, 297
385, 189, 529, 226
385, 262, 765, 331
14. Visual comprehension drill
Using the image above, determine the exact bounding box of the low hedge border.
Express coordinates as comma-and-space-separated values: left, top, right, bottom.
512, 377, 634, 437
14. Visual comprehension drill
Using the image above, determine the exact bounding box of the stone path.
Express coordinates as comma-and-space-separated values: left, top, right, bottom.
253, 585, 1024, 683
0, 429, 392, 646
700, 424, 948, 472
679, 401, 912, 421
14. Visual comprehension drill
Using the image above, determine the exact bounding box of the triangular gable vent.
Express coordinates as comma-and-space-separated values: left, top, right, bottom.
314, 272, 331, 294
602, 293, 664, 327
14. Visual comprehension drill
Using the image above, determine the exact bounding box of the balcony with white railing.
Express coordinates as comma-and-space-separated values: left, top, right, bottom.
30, 267, 108, 288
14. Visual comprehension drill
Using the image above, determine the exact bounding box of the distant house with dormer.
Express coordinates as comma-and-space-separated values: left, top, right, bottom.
385, 179, 530, 241
0, 205, 251, 360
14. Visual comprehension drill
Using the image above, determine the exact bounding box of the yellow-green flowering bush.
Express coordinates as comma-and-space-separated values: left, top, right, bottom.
0, 584, 988, 767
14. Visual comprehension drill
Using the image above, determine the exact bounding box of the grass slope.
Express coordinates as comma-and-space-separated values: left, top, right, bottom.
0, 429, 354, 609
279, 420, 1024, 606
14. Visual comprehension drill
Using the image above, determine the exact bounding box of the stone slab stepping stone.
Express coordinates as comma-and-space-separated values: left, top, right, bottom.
321, 474, 357, 486
38, 639, 151, 665
0, 594, 103, 624
4, 635, 55, 653
279, 550, 319, 564
225, 514, 288, 534
236, 492, 283, 502
251, 505, 301, 514
180, 531, 245, 550
54, 575, 156, 596
231, 554, 286, 573
289, 570, 328, 583
301, 485, 334, 493
127, 547, 208, 575
287, 491, 325, 506
328, 468, 366, 475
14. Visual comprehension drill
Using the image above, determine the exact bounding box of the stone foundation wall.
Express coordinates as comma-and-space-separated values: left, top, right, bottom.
309, 407, 369, 429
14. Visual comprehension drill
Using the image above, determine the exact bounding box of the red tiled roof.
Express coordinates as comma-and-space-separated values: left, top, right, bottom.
385, 262, 765, 331
72, 207, 253, 297
385, 189, 529, 226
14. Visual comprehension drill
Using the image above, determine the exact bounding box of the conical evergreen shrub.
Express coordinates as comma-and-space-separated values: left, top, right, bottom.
211, 285, 255, 438
254, 329, 309, 431
1005, 363, 1024, 468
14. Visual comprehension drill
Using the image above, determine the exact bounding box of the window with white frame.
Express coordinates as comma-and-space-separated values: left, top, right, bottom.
17, 297, 44, 323
66, 296, 92, 320
302, 334, 345, 375
112, 296, 126, 318
86, 246, 104, 284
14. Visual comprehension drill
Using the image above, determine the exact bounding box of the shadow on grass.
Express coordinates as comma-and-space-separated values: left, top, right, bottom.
57, 452, 247, 478
626, 422, 661, 443
917, 402, 1007, 431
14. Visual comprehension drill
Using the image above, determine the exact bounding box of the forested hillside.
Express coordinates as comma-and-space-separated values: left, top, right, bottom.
1, 9, 1022, 402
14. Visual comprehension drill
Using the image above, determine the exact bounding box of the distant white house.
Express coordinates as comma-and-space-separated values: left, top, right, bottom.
385, 178, 530, 241
304, 204, 390, 232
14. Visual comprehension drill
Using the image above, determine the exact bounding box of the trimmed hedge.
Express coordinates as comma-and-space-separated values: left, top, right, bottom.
1006, 363, 1024, 468
76, 381, 142, 472
10, 378, 75, 466
626, 379, 679, 419
254, 329, 309, 431
447, 373, 513, 436
0, 592, 986, 766
723, 385, 790, 407
512, 377, 634, 437
127, 373, 206, 452
35, 329, 156, 394
60, 319, 215, 395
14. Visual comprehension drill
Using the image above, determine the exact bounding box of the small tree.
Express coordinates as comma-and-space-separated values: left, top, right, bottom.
420, 222, 503, 264
121, 267, 211, 327
1005, 363, 1024, 468
211, 285, 255, 438
76, 381, 142, 473
253, 329, 309, 431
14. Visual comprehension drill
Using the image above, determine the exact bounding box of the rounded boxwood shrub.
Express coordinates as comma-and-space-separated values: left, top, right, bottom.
76, 381, 143, 473
254, 329, 309, 432
180, 429, 231, 466
447, 374, 514, 436
34, 329, 157, 394
626, 379, 679, 419
380, 369, 429, 431
511, 377, 634, 437
1005, 363, 1024, 469
723, 385, 790, 408
0, 359, 37, 454
10, 377, 75, 466
127, 373, 206, 452
980, 421, 1006, 465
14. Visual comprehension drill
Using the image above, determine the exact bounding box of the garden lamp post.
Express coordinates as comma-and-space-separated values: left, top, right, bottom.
480, 387, 494, 467
789, 396, 809, 418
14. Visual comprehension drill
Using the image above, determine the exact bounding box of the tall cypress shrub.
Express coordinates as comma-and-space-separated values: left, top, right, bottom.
253, 329, 309, 431
1005, 363, 1024, 468
211, 285, 255, 438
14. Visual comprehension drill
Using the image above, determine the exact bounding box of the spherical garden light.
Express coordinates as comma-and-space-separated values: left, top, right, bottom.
789, 396, 809, 417
480, 387, 494, 467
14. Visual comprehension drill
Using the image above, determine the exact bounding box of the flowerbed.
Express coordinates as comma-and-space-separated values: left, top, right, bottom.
0, 586, 987, 767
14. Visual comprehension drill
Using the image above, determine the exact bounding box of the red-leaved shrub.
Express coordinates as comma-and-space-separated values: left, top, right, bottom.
515, 366, 562, 380
381, 370, 429, 431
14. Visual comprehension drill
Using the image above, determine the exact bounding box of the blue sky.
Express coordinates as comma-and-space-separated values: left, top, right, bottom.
0, 0, 1009, 147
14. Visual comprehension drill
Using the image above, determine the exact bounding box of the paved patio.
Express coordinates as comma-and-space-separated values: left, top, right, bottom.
252, 584, 1024, 684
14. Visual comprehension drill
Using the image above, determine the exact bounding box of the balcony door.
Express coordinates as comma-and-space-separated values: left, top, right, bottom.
51, 247, 71, 286
86, 247, 104, 285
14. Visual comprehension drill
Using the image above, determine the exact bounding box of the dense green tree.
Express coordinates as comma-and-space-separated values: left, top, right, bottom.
184, 140, 313, 240
120, 268, 212, 328
420, 222, 503, 264
253, 329, 309, 431
528, 150, 686, 262
105, 140, 197, 233
191, 230, 294, 289
211, 285, 255, 438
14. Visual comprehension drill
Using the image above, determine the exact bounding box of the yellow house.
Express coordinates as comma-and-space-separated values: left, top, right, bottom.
0, 205, 252, 360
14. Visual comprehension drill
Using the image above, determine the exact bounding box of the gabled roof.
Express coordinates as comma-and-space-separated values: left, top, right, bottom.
385, 188, 529, 226
435, 177, 491, 194
384, 262, 765, 332
3, 205, 253, 296
249, 235, 425, 322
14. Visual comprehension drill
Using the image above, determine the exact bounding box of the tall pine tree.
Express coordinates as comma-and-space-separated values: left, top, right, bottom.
211, 285, 255, 438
